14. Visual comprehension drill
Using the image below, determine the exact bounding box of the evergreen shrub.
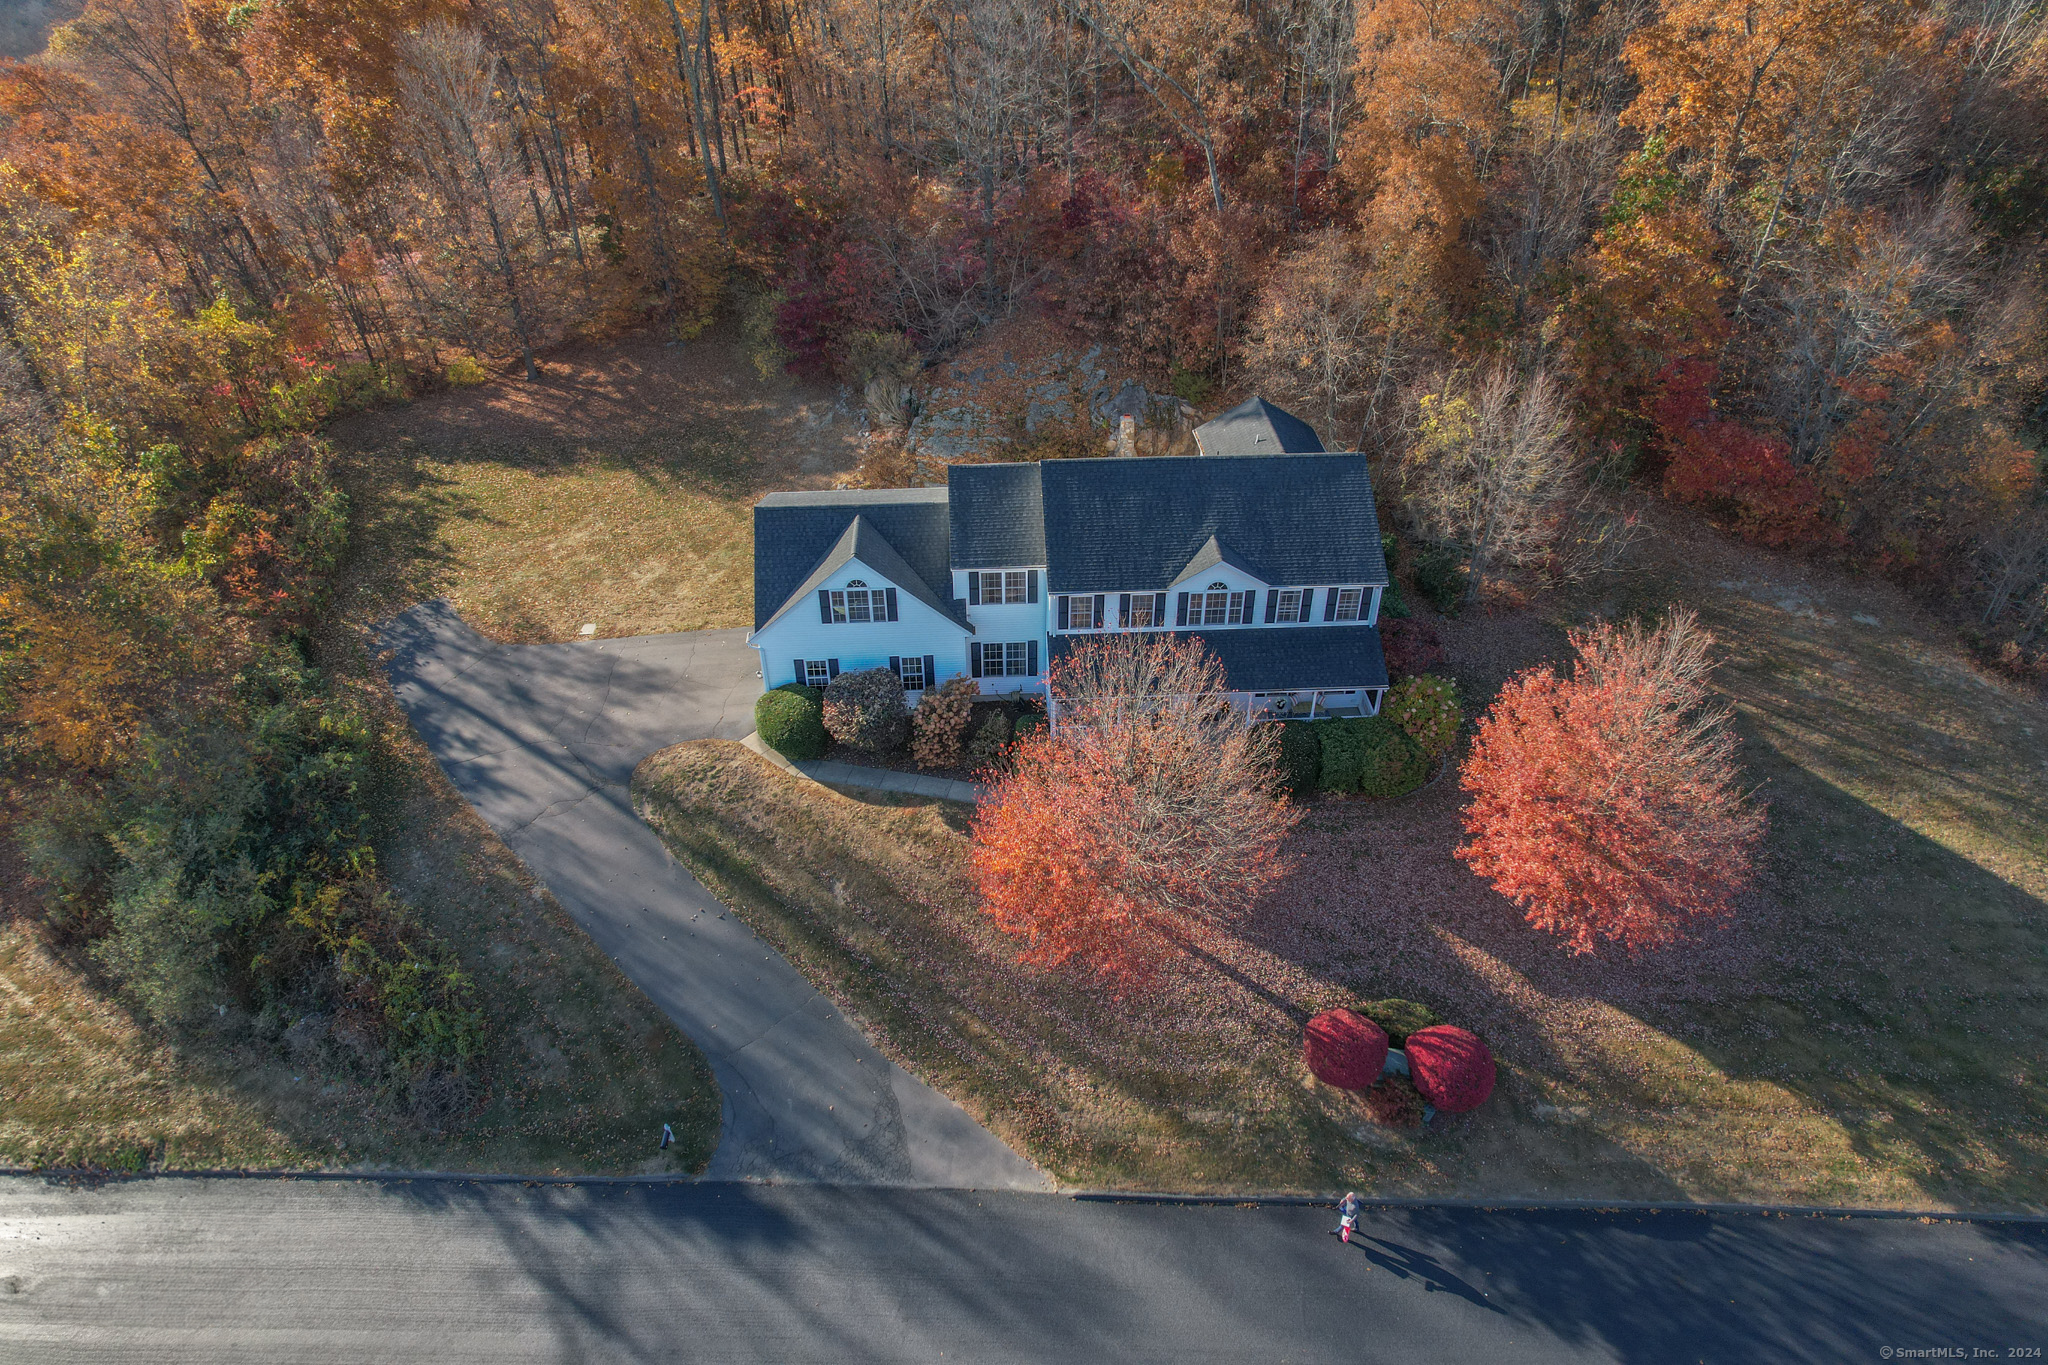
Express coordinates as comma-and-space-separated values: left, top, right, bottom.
755, 684, 828, 760
1278, 721, 1322, 796
1317, 717, 1427, 797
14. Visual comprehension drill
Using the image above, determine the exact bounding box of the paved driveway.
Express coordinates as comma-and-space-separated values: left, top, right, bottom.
378, 601, 1047, 1189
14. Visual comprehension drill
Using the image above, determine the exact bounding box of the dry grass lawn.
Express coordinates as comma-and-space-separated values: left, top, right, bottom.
328, 332, 861, 641
636, 507, 2047, 1208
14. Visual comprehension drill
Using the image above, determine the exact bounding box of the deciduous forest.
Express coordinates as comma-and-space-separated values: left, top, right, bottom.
0, 0, 2044, 1120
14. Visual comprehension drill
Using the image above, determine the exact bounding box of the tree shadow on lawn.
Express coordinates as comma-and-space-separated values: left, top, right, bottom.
1247, 707, 2048, 1209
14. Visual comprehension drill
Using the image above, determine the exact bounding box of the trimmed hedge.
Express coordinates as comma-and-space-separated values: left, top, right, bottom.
1278, 721, 1322, 796
1404, 1024, 1496, 1114
1317, 716, 1428, 797
1354, 997, 1442, 1049
1303, 1009, 1389, 1090
755, 684, 828, 760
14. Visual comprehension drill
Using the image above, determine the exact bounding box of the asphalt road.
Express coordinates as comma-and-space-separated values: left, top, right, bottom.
377, 602, 1046, 1190
1, 1177, 2042, 1364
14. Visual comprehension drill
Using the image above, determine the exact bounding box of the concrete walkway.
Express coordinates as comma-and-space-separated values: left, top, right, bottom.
377, 601, 1048, 1190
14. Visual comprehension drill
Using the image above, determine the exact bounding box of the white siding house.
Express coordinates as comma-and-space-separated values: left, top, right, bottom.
748, 398, 1395, 718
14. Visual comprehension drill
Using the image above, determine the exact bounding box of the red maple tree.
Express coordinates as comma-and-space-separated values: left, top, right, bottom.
969, 634, 1297, 983
1456, 609, 1766, 954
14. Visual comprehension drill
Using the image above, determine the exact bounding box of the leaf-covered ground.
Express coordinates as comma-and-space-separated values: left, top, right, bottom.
637, 507, 2047, 1207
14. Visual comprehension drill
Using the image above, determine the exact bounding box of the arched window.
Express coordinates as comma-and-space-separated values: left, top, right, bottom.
846, 579, 868, 588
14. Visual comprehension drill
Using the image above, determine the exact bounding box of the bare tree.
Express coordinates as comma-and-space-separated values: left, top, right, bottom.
1977, 508, 2048, 629
1242, 230, 1371, 439
1399, 364, 1593, 605
399, 21, 542, 380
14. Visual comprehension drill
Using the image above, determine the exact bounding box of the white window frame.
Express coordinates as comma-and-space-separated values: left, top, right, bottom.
1069, 595, 1097, 630
1126, 595, 1157, 628
975, 642, 1032, 677
977, 570, 1029, 605
1190, 582, 1249, 627
1334, 587, 1365, 621
1276, 588, 1306, 623
803, 660, 831, 686
898, 656, 927, 690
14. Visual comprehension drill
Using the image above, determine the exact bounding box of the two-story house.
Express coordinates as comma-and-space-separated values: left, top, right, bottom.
747, 397, 1391, 721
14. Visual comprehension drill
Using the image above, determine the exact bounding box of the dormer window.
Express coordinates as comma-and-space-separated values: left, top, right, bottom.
1333, 587, 1366, 621
1275, 589, 1308, 622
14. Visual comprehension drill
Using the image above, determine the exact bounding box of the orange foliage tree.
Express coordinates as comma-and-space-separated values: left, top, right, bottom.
1457, 610, 1766, 954
969, 634, 1297, 983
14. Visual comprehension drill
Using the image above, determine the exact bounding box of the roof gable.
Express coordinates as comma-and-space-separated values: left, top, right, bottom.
752, 489, 960, 631
1193, 396, 1326, 456
755, 514, 970, 634
1171, 534, 1257, 586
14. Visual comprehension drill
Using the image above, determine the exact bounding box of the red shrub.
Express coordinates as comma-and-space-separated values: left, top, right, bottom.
1381, 617, 1447, 681
1303, 1009, 1388, 1090
1402, 1025, 1495, 1113
1652, 359, 1839, 549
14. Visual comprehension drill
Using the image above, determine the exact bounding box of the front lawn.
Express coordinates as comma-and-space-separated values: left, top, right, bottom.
635, 512, 2048, 1207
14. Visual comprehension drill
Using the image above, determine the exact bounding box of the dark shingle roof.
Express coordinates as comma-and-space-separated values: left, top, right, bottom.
1036, 454, 1387, 593
1193, 396, 1326, 455
752, 488, 960, 631
947, 463, 1045, 567
1048, 626, 1388, 692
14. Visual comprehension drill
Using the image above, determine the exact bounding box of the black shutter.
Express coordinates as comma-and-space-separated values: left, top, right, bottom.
1119, 592, 1132, 627
968, 573, 981, 606
1093, 594, 1105, 629
1154, 593, 1167, 625
1265, 588, 1279, 623
1027, 569, 1040, 603
884, 587, 898, 620
793, 658, 806, 685
827, 658, 840, 679
1057, 596, 1070, 630
818, 590, 833, 623
970, 644, 983, 678
1176, 592, 1189, 627
1299, 588, 1315, 622
888, 655, 902, 681
1241, 591, 1255, 623
1027, 640, 1039, 675
923, 655, 936, 687
1323, 588, 1337, 621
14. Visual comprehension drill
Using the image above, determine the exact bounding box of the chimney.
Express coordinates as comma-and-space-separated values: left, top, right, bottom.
1117, 414, 1137, 458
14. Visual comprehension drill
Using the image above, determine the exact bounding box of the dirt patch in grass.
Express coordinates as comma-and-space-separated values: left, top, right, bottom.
327, 331, 861, 641
636, 506, 2047, 1207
